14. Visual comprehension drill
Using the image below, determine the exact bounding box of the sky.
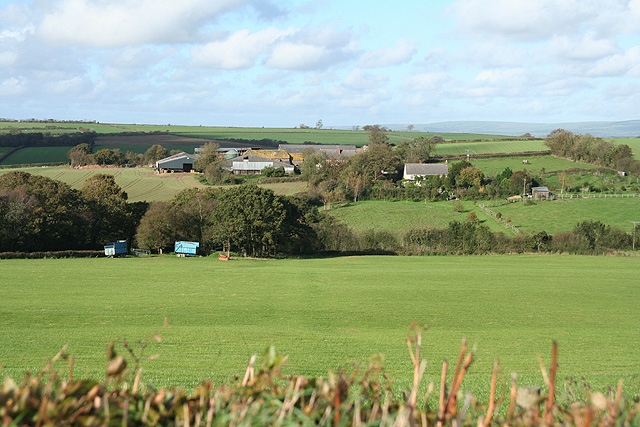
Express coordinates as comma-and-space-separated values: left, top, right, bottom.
2, 0, 640, 127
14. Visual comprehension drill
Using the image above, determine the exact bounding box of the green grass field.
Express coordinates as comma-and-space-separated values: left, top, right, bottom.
325, 197, 640, 237
469, 155, 598, 176
0, 122, 127, 134
0, 147, 14, 158
1, 255, 639, 396
0, 147, 71, 165
326, 200, 505, 236
0, 166, 307, 202
489, 197, 640, 234
434, 140, 549, 156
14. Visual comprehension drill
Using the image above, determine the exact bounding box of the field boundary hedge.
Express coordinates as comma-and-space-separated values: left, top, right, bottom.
0, 250, 103, 259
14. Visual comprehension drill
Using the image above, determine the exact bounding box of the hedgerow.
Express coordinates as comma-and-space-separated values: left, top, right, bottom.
1, 325, 638, 427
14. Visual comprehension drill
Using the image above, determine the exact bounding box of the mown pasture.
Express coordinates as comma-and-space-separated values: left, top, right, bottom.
0, 147, 14, 158
326, 197, 640, 237
0, 146, 71, 165
433, 140, 549, 156
487, 197, 640, 234
0, 166, 306, 202
325, 200, 506, 236
1, 255, 639, 397
0, 122, 127, 134
469, 155, 598, 176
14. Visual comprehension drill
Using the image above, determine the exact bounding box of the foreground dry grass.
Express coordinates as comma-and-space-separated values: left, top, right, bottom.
0, 329, 634, 427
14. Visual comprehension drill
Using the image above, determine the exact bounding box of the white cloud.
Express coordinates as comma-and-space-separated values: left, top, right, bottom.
0, 51, 18, 67
547, 33, 620, 61
110, 47, 167, 68
359, 39, 416, 68
457, 42, 528, 68
48, 76, 91, 95
0, 77, 27, 96
342, 69, 387, 91
191, 27, 291, 69
449, 0, 638, 41
467, 68, 531, 97
266, 42, 333, 70
588, 46, 640, 77
37, 0, 250, 47
404, 72, 449, 91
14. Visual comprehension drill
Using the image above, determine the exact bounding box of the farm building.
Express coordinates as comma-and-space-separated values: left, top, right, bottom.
279, 144, 361, 164
403, 163, 449, 181
532, 186, 551, 199
231, 160, 294, 175
156, 152, 200, 173
230, 149, 295, 175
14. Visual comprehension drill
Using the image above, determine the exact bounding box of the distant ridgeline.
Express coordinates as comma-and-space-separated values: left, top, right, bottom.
0, 132, 96, 148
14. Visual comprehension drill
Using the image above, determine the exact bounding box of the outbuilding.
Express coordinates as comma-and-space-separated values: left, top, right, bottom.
531, 186, 551, 199
403, 163, 449, 181
156, 153, 200, 173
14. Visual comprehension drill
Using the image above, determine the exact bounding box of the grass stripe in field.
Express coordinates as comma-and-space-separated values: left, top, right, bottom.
1, 255, 638, 396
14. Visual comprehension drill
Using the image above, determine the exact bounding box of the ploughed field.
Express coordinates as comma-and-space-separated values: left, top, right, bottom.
1, 255, 639, 397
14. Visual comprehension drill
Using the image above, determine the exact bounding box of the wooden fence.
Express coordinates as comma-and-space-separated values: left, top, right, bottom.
555, 193, 640, 199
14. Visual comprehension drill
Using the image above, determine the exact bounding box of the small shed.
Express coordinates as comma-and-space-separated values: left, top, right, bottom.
156, 153, 200, 173
104, 240, 127, 257
175, 241, 200, 257
531, 186, 550, 199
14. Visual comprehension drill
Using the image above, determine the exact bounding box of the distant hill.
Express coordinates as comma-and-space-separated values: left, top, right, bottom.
376, 120, 640, 138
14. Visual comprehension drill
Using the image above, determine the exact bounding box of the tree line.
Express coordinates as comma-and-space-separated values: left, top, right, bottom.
0, 132, 96, 148
67, 143, 177, 167
0, 172, 146, 252
546, 129, 640, 173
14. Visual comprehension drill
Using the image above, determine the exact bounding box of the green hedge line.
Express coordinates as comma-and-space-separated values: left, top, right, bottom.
0, 250, 103, 259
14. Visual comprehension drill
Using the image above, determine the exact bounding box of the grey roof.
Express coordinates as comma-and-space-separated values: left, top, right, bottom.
232, 161, 273, 171
532, 186, 550, 192
156, 153, 200, 168
404, 163, 448, 176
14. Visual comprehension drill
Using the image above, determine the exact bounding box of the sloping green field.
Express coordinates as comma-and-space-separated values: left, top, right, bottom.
0, 166, 306, 201
469, 155, 598, 176
0, 147, 70, 165
0, 166, 206, 201
326, 200, 505, 236
489, 197, 640, 234
434, 140, 549, 156
1, 255, 639, 395
327, 197, 640, 237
